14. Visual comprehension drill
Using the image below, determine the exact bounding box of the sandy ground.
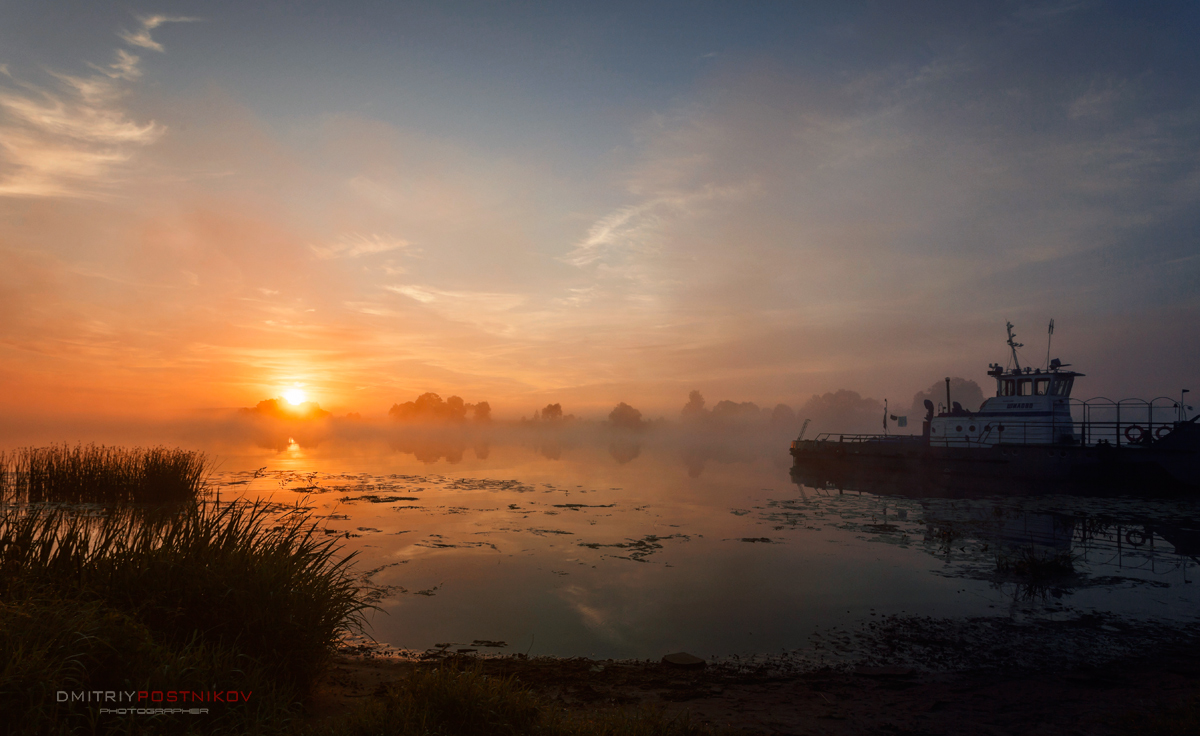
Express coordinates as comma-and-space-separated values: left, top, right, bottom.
311, 635, 1200, 735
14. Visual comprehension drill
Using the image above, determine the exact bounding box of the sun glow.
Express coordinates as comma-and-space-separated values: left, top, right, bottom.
284, 389, 306, 405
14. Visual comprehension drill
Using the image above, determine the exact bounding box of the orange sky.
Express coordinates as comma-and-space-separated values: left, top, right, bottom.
1, 6, 1197, 424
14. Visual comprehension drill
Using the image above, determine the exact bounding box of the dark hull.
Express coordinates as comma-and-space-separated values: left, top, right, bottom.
790, 423, 1200, 496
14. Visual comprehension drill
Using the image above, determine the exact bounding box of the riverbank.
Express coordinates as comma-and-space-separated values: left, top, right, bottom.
313, 642, 1200, 735
314, 613, 1200, 735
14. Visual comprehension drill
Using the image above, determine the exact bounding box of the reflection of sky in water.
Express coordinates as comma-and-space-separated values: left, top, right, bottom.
206, 439, 1200, 660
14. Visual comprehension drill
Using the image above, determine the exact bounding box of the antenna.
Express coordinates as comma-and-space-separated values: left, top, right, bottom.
1005, 321, 1023, 372
1045, 319, 1054, 369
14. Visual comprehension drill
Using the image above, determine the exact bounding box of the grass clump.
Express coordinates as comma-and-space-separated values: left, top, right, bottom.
0, 500, 369, 734
0, 594, 293, 734
314, 664, 714, 736
0, 444, 208, 504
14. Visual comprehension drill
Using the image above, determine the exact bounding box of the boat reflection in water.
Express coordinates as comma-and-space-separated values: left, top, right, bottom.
790, 460, 1200, 604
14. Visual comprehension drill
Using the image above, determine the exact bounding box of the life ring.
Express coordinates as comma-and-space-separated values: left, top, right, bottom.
1155, 425, 1172, 440
1124, 425, 1146, 443
1125, 529, 1147, 547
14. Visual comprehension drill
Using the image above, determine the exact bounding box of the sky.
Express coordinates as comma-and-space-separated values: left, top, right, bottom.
1, 1, 1197, 422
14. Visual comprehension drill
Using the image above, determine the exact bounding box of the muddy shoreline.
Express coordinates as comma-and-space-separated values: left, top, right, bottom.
317, 614, 1200, 734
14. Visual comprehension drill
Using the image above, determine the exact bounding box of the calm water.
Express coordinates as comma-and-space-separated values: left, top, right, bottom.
194, 434, 1200, 661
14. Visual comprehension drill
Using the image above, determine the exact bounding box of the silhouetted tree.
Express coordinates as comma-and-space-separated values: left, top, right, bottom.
472, 401, 492, 422
389, 392, 486, 423
770, 403, 797, 429
681, 390, 707, 421
608, 402, 644, 429
910, 378, 985, 417
799, 390, 884, 434
711, 400, 762, 425
240, 398, 331, 421
540, 403, 564, 421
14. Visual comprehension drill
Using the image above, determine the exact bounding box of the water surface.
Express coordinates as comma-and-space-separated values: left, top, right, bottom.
201, 436, 1200, 661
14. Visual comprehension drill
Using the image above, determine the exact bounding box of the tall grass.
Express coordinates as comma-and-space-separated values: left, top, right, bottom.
0, 444, 209, 504
0, 500, 370, 734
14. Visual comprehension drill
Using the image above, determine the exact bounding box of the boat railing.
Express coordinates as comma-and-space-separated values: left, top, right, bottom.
1069, 397, 1185, 448
802, 433, 921, 445
800, 396, 1188, 449
926, 405, 1180, 444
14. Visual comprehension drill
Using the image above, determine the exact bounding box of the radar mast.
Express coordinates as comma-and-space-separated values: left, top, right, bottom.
1006, 321, 1023, 372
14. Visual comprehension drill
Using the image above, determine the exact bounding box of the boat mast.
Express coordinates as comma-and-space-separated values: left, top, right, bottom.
1006, 321, 1023, 372
1045, 319, 1054, 369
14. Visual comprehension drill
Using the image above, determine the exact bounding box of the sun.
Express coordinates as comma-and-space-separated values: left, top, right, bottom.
283, 388, 307, 405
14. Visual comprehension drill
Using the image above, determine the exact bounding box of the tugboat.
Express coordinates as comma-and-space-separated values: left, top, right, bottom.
790, 323, 1200, 493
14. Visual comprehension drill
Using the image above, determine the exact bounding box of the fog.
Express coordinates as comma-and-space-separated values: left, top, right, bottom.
0, 379, 1004, 481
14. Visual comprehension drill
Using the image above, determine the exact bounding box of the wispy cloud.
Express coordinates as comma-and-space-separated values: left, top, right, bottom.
563, 200, 666, 268
89, 49, 143, 81
562, 183, 756, 271
311, 232, 413, 259
0, 76, 159, 144
118, 15, 201, 53
385, 284, 525, 312
0, 75, 162, 197
0, 15, 194, 198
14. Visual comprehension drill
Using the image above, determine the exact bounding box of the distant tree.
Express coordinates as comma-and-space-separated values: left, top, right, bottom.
910, 378, 985, 417
414, 393, 443, 414
241, 398, 331, 421
608, 402, 644, 429
472, 401, 491, 422
680, 390, 707, 421
710, 400, 762, 425
799, 390, 885, 435
541, 403, 563, 421
389, 392, 479, 423
770, 403, 797, 429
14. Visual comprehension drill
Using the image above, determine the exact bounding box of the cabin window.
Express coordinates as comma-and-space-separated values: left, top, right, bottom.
1052, 377, 1073, 396
1034, 378, 1050, 395
1000, 379, 1017, 396
1018, 378, 1033, 396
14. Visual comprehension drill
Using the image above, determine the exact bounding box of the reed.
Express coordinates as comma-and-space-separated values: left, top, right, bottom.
0, 443, 209, 504
0, 500, 369, 733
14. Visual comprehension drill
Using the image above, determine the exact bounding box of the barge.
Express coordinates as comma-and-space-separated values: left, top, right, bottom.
790, 323, 1199, 492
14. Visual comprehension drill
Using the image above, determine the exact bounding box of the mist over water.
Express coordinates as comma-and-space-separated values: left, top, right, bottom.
42, 421, 1181, 663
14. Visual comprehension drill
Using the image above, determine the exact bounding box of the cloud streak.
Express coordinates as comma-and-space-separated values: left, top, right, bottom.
311, 232, 413, 259
0, 13, 191, 197
118, 15, 201, 53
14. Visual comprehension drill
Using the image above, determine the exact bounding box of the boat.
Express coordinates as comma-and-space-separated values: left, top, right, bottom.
790, 323, 1200, 492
